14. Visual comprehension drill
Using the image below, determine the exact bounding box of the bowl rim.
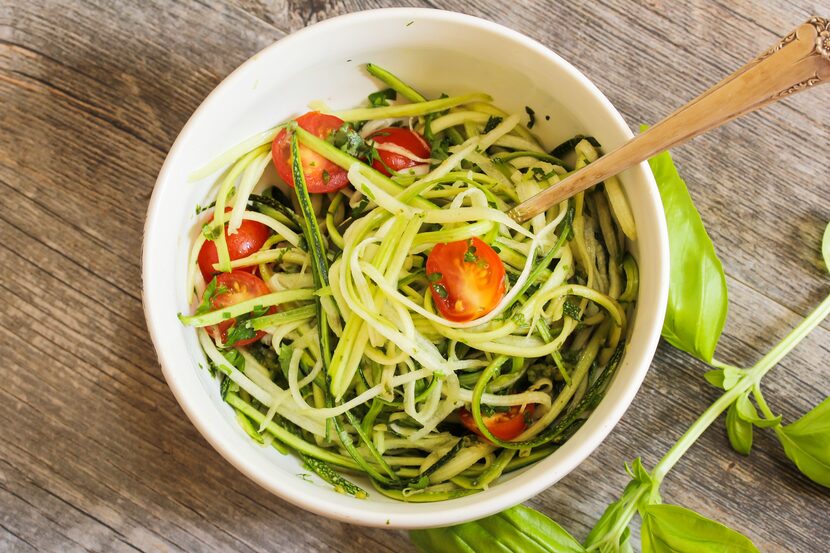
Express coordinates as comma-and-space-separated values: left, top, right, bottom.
143, 6, 669, 528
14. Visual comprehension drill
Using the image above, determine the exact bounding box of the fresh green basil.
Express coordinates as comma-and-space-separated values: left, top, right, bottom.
703, 366, 743, 390
368, 87, 396, 107
735, 393, 781, 428
584, 459, 656, 550
641, 504, 759, 553
775, 396, 830, 488
619, 527, 634, 553
726, 401, 753, 455
410, 505, 586, 553
647, 145, 728, 363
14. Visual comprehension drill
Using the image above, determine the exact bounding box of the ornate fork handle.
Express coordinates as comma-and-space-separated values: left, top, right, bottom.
509, 17, 830, 224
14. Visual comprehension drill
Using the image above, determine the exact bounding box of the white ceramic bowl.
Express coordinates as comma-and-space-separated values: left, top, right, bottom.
143, 8, 669, 529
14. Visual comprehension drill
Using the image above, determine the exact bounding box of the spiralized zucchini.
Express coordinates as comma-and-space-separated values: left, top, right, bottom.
179, 65, 639, 500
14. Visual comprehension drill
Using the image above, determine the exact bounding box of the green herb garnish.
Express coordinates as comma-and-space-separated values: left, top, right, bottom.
368, 88, 397, 107
524, 106, 536, 128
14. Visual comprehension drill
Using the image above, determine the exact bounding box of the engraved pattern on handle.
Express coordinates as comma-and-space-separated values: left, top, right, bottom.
762, 31, 797, 58
813, 16, 830, 60
775, 75, 822, 99
771, 17, 830, 100
509, 16, 830, 223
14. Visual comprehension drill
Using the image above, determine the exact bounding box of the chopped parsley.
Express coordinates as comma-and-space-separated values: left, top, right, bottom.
427, 272, 443, 282
429, 134, 452, 161
224, 320, 256, 347
563, 300, 582, 321
480, 404, 496, 417
550, 135, 601, 159
202, 222, 222, 240
483, 116, 503, 133
431, 283, 449, 299
368, 88, 396, 107
221, 305, 271, 348
525, 106, 536, 129
332, 123, 377, 161
195, 278, 228, 315
250, 304, 269, 317
351, 195, 371, 218
511, 311, 527, 327
222, 348, 246, 372
530, 166, 546, 181
464, 240, 478, 263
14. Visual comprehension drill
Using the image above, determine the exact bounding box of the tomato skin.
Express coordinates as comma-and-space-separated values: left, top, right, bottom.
367, 127, 430, 176
197, 209, 270, 282
272, 112, 350, 193
459, 404, 535, 441
425, 237, 506, 322
205, 271, 273, 347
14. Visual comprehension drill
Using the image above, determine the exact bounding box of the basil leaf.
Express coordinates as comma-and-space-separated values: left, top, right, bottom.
703, 369, 724, 388
410, 505, 586, 553
775, 396, 830, 488
585, 459, 653, 549
619, 527, 634, 553
726, 401, 753, 455
641, 504, 760, 553
648, 146, 728, 363
703, 367, 742, 390
735, 392, 782, 428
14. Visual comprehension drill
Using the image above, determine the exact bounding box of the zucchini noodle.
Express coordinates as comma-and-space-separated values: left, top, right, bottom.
179, 65, 639, 501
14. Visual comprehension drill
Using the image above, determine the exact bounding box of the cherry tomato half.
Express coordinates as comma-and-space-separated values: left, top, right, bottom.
205, 271, 273, 347
197, 208, 270, 282
367, 127, 430, 176
272, 112, 350, 193
425, 237, 506, 322
459, 404, 535, 441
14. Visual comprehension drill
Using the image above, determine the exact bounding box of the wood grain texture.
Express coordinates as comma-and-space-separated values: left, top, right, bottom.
1, 1, 828, 552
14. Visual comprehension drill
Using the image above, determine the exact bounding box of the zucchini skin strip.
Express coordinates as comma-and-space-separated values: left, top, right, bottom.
291, 131, 401, 486
332, 93, 492, 121
302, 454, 368, 499
366, 63, 427, 103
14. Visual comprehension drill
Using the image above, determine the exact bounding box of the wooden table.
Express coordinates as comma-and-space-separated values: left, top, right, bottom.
2, 1, 828, 551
